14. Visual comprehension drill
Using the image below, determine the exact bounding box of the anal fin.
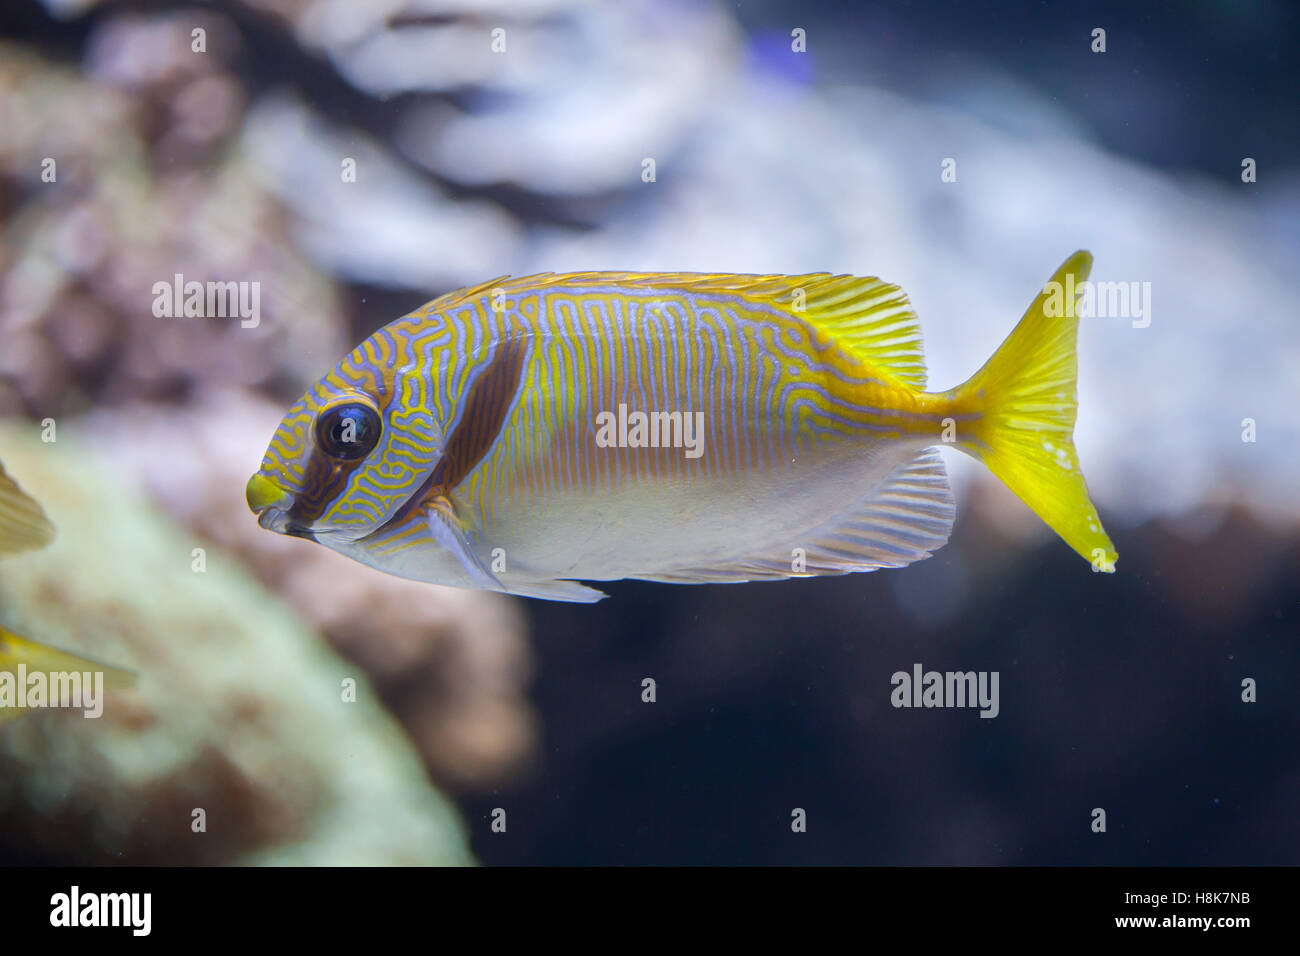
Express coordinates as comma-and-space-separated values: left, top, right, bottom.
635, 448, 955, 584
499, 579, 608, 603
426, 496, 503, 590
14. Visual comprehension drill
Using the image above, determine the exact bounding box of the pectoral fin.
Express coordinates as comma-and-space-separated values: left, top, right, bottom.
425, 496, 607, 602
426, 495, 503, 590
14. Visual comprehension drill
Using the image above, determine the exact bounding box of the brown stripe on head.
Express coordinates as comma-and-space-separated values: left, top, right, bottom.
435, 336, 528, 489
364, 336, 527, 538
288, 450, 364, 526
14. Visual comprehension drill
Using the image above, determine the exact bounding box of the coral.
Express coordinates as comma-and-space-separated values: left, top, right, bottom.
0, 422, 473, 865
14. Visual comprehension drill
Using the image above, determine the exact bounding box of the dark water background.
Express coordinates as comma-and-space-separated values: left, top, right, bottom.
468, 510, 1298, 864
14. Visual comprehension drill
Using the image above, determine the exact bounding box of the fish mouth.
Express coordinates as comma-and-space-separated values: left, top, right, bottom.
256, 509, 319, 540
281, 519, 319, 541
245, 473, 319, 541
246, 473, 292, 514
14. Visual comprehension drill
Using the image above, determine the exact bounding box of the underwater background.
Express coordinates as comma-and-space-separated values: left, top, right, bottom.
0, 0, 1296, 865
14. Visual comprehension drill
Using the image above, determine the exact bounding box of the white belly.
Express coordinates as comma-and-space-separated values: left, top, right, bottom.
471, 434, 928, 580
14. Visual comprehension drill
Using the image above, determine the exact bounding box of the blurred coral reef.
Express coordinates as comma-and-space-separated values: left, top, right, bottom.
0, 32, 346, 416
0, 424, 473, 865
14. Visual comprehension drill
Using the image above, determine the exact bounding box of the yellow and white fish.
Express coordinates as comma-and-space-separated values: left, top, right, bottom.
0, 459, 136, 724
247, 251, 1117, 602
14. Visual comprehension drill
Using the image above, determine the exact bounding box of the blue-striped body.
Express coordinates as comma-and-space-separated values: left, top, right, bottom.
448, 287, 921, 577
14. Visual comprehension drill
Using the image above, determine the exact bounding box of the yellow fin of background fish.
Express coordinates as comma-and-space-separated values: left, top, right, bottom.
949, 250, 1118, 572
0, 627, 139, 725
0, 460, 55, 555
0, 458, 138, 724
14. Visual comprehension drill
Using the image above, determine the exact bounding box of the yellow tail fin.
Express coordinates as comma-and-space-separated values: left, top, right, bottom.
950, 251, 1117, 572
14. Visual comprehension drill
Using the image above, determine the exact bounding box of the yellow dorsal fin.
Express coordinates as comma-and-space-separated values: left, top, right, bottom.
411, 276, 513, 317
771, 274, 926, 389
408, 271, 927, 388
635, 272, 926, 388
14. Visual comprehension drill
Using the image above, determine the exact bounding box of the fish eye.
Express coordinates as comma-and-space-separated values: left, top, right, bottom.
314, 401, 381, 461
